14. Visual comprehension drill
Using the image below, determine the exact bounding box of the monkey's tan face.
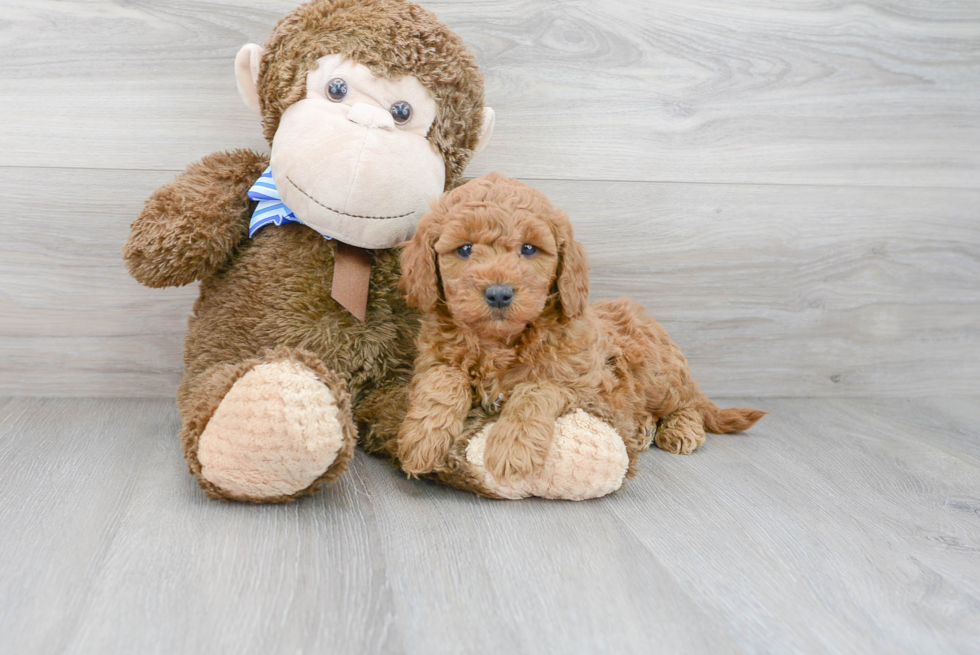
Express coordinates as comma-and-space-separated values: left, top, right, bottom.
435, 209, 559, 341
270, 55, 445, 249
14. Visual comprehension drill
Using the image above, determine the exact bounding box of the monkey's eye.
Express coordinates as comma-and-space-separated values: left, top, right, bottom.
326, 78, 348, 102
520, 244, 538, 257
456, 244, 473, 258
390, 101, 412, 124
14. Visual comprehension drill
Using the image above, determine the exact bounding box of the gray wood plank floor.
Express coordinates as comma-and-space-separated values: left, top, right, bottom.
2, 397, 978, 655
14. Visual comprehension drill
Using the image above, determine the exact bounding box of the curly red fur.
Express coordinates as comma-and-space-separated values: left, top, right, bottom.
398, 173, 766, 482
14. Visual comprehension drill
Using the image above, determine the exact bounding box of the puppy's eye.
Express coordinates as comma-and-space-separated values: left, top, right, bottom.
390, 101, 412, 124
456, 244, 473, 258
520, 244, 538, 257
326, 78, 348, 102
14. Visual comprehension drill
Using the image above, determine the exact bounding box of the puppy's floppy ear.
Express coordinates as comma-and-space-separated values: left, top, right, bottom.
554, 211, 590, 319
399, 210, 442, 312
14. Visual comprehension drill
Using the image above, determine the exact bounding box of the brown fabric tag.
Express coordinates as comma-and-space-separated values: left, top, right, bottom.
331, 241, 372, 322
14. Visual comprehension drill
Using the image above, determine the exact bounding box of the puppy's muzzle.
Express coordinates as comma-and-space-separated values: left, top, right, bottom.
484, 284, 514, 309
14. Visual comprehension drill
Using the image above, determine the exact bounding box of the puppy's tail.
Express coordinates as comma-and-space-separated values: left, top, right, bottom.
700, 401, 767, 434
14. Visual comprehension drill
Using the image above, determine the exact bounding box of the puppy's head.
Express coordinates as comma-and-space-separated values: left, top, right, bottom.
400, 172, 589, 340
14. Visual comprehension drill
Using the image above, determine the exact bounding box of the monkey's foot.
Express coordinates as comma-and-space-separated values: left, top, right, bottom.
465, 409, 628, 501
196, 359, 355, 502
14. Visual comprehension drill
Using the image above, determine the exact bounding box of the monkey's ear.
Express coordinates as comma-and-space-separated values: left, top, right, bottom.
555, 216, 590, 320
473, 107, 495, 154
235, 44, 265, 114
399, 213, 442, 313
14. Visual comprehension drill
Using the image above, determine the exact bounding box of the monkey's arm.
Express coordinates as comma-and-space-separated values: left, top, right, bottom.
123, 149, 269, 288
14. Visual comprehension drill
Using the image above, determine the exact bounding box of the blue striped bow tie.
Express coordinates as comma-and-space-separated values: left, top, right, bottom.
247, 166, 332, 240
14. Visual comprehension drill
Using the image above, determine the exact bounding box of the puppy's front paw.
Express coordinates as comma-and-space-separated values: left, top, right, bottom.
398, 441, 448, 477
397, 426, 452, 477
398, 445, 436, 477
483, 420, 551, 483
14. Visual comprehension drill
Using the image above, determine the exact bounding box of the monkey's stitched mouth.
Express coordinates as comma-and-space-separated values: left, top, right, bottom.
286, 176, 414, 220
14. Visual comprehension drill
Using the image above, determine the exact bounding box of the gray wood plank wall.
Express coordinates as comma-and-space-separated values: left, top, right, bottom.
1, 0, 978, 397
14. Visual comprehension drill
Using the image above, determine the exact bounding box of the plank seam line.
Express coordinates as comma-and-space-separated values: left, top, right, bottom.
2, 165, 979, 193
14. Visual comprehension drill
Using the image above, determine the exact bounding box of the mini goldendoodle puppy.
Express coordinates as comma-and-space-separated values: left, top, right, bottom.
397, 172, 766, 483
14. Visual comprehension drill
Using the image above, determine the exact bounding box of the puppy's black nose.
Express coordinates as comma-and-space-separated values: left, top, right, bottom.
484, 284, 514, 309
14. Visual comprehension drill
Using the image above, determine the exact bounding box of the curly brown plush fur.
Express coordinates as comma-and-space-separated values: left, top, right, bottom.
125, 149, 420, 501
397, 173, 766, 483
123, 0, 487, 502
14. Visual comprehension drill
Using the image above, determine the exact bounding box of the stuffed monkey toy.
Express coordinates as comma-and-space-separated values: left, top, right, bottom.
124, 0, 630, 503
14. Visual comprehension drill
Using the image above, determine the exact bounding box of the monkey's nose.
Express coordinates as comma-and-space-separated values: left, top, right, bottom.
484, 285, 514, 309
346, 102, 395, 130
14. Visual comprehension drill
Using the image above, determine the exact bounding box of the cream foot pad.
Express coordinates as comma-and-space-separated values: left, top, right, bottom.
198, 360, 346, 500
466, 409, 629, 501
